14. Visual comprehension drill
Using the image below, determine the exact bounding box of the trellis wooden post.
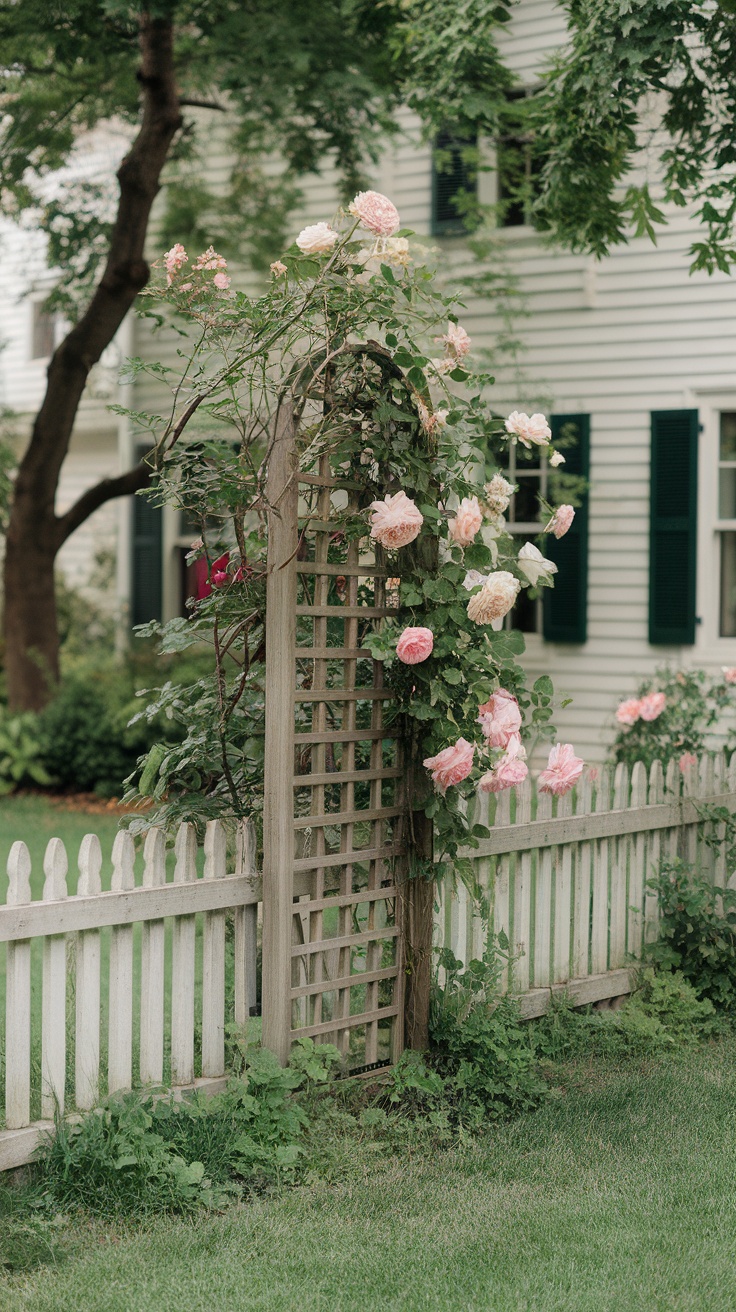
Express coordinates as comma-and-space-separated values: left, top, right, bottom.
262, 400, 299, 1064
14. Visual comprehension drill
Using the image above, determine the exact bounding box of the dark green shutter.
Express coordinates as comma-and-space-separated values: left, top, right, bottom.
431, 131, 477, 236
648, 409, 698, 645
543, 414, 590, 644
131, 481, 163, 628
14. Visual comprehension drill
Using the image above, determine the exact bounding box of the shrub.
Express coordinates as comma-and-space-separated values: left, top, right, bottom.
0, 707, 52, 794
646, 858, 736, 1011
37, 675, 143, 796
610, 665, 734, 772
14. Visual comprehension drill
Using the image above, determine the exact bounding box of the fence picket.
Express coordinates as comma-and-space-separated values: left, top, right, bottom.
533, 791, 553, 987
512, 780, 532, 993
572, 772, 594, 979
553, 792, 574, 984
697, 756, 715, 882
234, 820, 258, 1026
644, 761, 664, 945
140, 828, 166, 1086
202, 820, 227, 1079
75, 834, 102, 1110
41, 838, 68, 1119
493, 790, 512, 990
609, 764, 629, 970
5, 842, 32, 1129
627, 762, 649, 963
171, 823, 197, 1086
712, 751, 727, 890
591, 767, 611, 974
108, 831, 135, 1094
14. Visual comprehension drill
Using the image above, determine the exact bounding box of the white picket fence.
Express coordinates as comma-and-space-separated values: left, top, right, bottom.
0, 819, 259, 1172
439, 752, 736, 1016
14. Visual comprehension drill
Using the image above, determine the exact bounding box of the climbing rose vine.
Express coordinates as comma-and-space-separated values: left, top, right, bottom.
126, 191, 583, 869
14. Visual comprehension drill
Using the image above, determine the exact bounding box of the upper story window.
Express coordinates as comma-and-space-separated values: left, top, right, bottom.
30, 301, 56, 360
497, 87, 541, 229
430, 130, 478, 237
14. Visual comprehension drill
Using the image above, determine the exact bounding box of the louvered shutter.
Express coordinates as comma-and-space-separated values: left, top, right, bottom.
131, 480, 163, 628
542, 414, 590, 644
649, 409, 698, 645
431, 131, 477, 236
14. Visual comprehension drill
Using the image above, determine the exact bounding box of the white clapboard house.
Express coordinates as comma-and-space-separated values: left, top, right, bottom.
3, 0, 736, 760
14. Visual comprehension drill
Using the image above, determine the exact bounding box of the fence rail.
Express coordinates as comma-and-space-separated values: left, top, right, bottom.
439, 752, 736, 1015
0, 819, 258, 1172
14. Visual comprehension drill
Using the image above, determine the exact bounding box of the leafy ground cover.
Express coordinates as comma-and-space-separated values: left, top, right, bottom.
3, 1038, 736, 1311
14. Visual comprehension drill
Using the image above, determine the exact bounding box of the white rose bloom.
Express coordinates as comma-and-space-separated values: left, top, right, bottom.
296, 222, 338, 254
549, 450, 566, 467
466, 571, 520, 624
505, 411, 552, 448
484, 473, 515, 515
517, 542, 558, 587
463, 569, 490, 591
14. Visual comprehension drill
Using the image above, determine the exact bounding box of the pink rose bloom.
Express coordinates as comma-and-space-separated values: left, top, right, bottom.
349, 190, 400, 236
270, 260, 287, 276
639, 692, 666, 722
478, 754, 528, 794
679, 752, 698, 774
723, 667, 736, 685
164, 243, 187, 285
423, 738, 475, 794
435, 322, 471, 363
538, 743, 585, 796
545, 505, 575, 539
477, 689, 522, 748
616, 698, 641, 726
467, 571, 520, 624
193, 246, 227, 271
296, 222, 338, 254
210, 552, 230, 588
396, 626, 434, 664
448, 496, 483, 547
505, 411, 552, 448
369, 490, 423, 550
213, 271, 231, 290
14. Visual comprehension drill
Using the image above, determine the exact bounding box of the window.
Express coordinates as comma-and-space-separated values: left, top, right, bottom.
497, 88, 541, 229
30, 301, 56, 360
718, 413, 736, 636
503, 442, 550, 634
431, 130, 478, 236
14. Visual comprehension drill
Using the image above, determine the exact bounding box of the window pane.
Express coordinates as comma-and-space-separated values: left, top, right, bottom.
721, 413, 736, 461
720, 532, 736, 636
513, 476, 540, 523
720, 468, 736, 519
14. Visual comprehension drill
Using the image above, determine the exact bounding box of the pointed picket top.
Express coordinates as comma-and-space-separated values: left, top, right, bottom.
698, 753, 714, 800
613, 760, 629, 810
143, 827, 166, 888
204, 819, 227, 881
174, 823, 197, 884
236, 819, 256, 879
43, 838, 68, 902
577, 767, 594, 816
6, 840, 32, 907
111, 830, 135, 892
649, 759, 664, 805
630, 759, 648, 807
681, 753, 699, 798
77, 834, 102, 897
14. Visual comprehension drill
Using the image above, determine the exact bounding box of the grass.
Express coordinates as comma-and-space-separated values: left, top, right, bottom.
4, 1038, 736, 1310
0, 794, 126, 901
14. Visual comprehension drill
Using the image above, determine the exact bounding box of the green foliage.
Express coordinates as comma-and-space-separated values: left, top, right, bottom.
0, 1180, 65, 1274
429, 943, 548, 1122
0, 707, 52, 793
646, 858, 736, 1011
38, 675, 151, 797
609, 666, 733, 772
531, 0, 736, 272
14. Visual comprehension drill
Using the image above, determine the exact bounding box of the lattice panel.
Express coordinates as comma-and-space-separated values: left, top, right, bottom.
289, 457, 405, 1068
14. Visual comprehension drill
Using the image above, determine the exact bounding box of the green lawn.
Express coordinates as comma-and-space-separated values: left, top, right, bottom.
0, 794, 126, 901
4, 1040, 736, 1311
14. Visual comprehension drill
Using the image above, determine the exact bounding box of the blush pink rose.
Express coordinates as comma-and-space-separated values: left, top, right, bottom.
396, 626, 434, 664
478, 755, 528, 793
545, 504, 575, 539
423, 738, 475, 794
448, 496, 483, 547
723, 667, 736, 685
296, 222, 338, 254
163, 243, 187, 285
270, 260, 287, 276
349, 190, 400, 236
639, 692, 666, 722
538, 743, 584, 796
505, 411, 552, 448
369, 490, 423, 549
616, 698, 641, 726
213, 271, 231, 290
477, 689, 522, 748
679, 752, 698, 774
436, 322, 471, 361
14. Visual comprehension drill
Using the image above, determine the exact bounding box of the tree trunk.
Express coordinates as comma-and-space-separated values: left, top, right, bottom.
4, 14, 182, 712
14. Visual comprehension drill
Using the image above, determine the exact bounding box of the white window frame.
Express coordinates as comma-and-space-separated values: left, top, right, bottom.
695, 394, 736, 656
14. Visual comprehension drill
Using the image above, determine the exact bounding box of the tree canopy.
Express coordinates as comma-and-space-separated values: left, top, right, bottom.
531, 0, 736, 273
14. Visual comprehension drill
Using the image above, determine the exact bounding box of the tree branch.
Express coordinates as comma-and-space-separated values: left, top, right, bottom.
54, 461, 152, 549
179, 97, 226, 111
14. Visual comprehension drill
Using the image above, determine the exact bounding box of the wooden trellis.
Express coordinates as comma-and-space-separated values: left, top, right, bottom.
262, 404, 405, 1069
